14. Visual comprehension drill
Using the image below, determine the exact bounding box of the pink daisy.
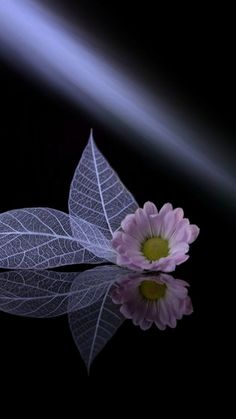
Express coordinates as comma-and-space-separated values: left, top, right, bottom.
112, 202, 199, 272
111, 273, 193, 330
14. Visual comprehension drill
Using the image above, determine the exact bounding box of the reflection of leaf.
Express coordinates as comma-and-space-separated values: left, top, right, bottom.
0, 265, 128, 370
0, 208, 110, 269
0, 266, 128, 319
69, 132, 138, 239
0, 270, 78, 317
69, 285, 125, 372
68, 265, 128, 311
0, 265, 193, 370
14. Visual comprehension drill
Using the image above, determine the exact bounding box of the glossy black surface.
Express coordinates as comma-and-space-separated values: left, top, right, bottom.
0, 0, 234, 406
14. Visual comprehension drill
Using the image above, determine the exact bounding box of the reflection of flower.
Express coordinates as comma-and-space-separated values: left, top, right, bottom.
112, 202, 199, 272
111, 273, 193, 330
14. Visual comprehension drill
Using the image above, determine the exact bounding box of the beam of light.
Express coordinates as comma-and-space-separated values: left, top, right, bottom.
0, 0, 235, 198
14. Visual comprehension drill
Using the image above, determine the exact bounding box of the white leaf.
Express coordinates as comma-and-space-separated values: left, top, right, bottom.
0, 270, 79, 317
69, 131, 138, 239
0, 266, 129, 369
0, 208, 109, 269
0, 266, 125, 318
69, 283, 125, 372
70, 216, 116, 263
68, 265, 128, 311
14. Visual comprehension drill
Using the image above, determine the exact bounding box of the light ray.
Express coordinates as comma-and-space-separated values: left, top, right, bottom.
0, 0, 235, 197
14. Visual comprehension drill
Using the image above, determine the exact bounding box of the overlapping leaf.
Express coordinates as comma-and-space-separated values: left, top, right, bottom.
68, 265, 128, 311
0, 134, 139, 369
0, 135, 137, 268
0, 208, 116, 269
0, 266, 127, 318
0, 265, 127, 369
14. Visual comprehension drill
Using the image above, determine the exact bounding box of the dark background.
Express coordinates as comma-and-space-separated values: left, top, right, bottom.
0, 0, 234, 407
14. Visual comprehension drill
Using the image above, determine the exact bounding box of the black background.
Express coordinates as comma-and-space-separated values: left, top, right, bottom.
0, 0, 234, 408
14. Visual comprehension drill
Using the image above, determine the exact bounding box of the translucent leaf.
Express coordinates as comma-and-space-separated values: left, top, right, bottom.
0, 208, 110, 269
70, 216, 115, 262
0, 270, 78, 317
69, 285, 125, 372
68, 265, 128, 311
69, 132, 138, 239
0, 266, 126, 318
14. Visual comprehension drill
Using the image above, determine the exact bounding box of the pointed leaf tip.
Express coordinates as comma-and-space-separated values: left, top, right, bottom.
89, 128, 94, 143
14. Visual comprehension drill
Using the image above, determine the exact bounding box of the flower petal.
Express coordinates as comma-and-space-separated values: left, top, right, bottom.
112, 272, 193, 331
161, 211, 178, 239
183, 296, 194, 315
121, 214, 145, 241
188, 224, 200, 244
174, 254, 189, 265
149, 214, 162, 236
170, 241, 189, 255
159, 203, 173, 217
135, 208, 152, 238
173, 207, 184, 222
158, 259, 176, 272
139, 319, 153, 330
111, 231, 123, 248
143, 201, 158, 215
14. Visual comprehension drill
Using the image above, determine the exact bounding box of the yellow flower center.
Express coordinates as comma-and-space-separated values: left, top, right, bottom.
139, 280, 167, 300
141, 237, 169, 261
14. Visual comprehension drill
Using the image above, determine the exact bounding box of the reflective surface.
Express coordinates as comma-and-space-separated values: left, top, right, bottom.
0, 0, 234, 405
0, 267, 193, 371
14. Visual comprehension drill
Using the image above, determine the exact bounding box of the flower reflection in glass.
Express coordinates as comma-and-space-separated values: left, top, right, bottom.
111, 273, 193, 330
0, 267, 193, 370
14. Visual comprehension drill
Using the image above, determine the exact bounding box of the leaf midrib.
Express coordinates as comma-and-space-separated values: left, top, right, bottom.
90, 139, 113, 237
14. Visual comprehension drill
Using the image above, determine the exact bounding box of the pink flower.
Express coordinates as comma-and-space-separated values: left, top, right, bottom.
112, 202, 199, 272
111, 273, 193, 330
